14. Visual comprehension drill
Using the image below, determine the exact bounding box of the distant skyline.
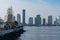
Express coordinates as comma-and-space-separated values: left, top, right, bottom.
0, 0, 60, 24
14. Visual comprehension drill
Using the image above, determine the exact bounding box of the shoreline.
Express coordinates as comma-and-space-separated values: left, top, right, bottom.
0, 29, 25, 40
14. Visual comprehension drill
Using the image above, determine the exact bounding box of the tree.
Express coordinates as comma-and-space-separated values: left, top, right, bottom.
14, 21, 18, 25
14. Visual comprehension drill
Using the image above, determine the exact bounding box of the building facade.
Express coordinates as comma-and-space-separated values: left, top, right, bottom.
43, 18, 46, 26
6, 7, 13, 26
29, 17, 33, 26
17, 13, 21, 25
35, 15, 41, 26
48, 16, 52, 26
7, 7, 13, 22
22, 9, 26, 26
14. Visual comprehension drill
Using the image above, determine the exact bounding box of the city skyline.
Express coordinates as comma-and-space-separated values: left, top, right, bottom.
0, 0, 60, 24
1, 7, 60, 26
0, 7, 60, 24
0, 0, 60, 40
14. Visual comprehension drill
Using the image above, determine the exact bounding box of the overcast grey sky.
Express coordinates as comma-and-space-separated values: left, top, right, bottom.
0, 0, 60, 23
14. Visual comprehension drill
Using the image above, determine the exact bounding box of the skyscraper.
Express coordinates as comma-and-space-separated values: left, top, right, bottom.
22, 9, 26, 26
13, 16, 15, 22
54, 18, 58, 25
17, 13, 21, 25
35, 15, 41, 26
7, 7, 13, 23
43, 18, 46, 26
29, 17, 33, 26
6, 7, 13, 26
48, 16, 52, 26
58, 16, 60, 25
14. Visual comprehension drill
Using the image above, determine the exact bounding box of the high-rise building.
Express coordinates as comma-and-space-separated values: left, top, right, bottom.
43, 18, 46, 26
48, 16, 52, 26
7, 7, 13, 22
17, 13, 21, 25
58, 16, 60, 25
6, 7, 13, 26
13, 16, 15, 22
29, 17, 33, 26
54, 18, 59, 26
35, 15, 41, 26
54, 21, 57, 26
22, 9, 26, 26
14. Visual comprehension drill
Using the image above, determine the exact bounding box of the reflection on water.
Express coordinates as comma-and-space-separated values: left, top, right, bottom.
18, 26, 60, 40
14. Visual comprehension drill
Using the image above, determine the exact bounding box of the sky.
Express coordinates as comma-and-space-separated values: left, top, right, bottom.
0, 0, 60, 23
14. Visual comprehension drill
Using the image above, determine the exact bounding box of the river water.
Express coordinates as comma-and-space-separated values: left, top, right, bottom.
17, 26, 60, 40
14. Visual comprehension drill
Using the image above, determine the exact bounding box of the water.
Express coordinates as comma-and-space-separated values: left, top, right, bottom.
18, 26, 60, 40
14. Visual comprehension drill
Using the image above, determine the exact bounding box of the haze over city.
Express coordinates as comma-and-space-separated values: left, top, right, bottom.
0, 0, 60, 24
